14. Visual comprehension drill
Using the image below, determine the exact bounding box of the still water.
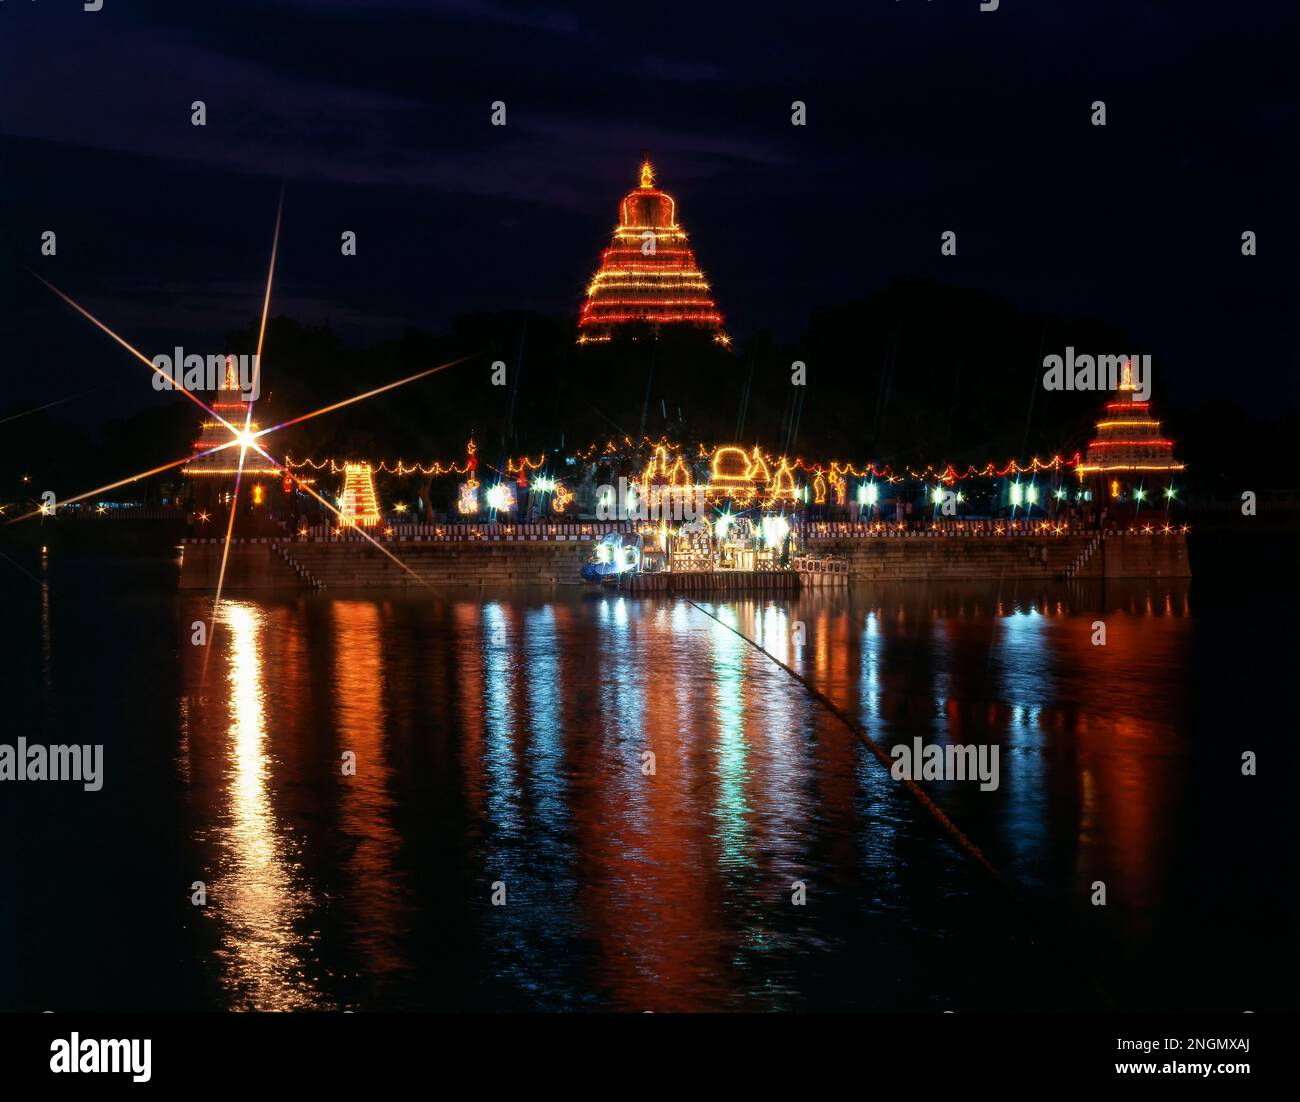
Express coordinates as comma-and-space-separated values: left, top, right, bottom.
1, 552, 1295, 1012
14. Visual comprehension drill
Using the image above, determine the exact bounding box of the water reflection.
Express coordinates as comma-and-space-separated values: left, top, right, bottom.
331, 600, 408, 994
213, 601, 315, 1010
160, 577, 1273, 1011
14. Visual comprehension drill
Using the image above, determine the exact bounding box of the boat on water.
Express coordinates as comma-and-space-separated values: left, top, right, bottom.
580, 531, 643, 583
579, 510, 833, 589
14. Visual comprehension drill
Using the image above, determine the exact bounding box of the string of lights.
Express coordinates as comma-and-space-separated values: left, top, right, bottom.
285, 436, 1087, 489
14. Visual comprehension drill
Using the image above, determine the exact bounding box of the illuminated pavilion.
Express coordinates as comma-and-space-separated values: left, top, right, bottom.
1076, 359, 1184, 506
577, 157, 728, 345
181, 356, 280, 527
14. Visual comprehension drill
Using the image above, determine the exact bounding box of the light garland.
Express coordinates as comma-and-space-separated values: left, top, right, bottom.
279, 433, 1122, 514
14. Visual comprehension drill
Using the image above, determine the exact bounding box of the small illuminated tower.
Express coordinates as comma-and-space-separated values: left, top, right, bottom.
577, 156, 727, 344
182, 356, 279, 525
1077, 359, 1184, 505
339, 463, 381, 527
457, 438, 480, 515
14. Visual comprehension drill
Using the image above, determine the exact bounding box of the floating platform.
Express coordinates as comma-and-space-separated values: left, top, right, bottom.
794, 556, 850, 588
175, 528, 1190, 591
605, 569, 800, 596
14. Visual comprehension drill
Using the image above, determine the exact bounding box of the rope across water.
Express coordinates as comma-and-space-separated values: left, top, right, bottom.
684, 594, 1116, 1009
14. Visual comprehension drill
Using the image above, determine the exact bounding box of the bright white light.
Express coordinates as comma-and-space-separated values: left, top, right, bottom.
866, 482, 878, 505
715, 514, 732, 541
486, 484, 514, 511
1010, 482, 1023, 507
1027, 484, 1038, 505
761, 515, 789, 547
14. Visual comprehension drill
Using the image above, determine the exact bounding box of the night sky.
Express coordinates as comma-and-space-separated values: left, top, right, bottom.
2, 0, 1297, 428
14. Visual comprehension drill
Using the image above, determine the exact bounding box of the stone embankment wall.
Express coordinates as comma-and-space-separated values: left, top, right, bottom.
180, 532, 1191, 590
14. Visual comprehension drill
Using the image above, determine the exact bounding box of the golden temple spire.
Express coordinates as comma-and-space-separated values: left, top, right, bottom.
1119, 357, 1135, 392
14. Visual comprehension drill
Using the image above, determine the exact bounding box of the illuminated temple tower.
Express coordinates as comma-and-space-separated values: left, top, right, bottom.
577, 157, 727, 345
339, 463, 381, 527
181, 356, 280, 529
1077, 359, 1185, 506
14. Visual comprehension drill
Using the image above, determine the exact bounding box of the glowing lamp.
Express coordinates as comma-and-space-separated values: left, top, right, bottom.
486, 484, 515, 511
761, 515, 790, 547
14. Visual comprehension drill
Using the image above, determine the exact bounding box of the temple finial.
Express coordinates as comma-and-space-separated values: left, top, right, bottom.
639, 152, 654, 189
